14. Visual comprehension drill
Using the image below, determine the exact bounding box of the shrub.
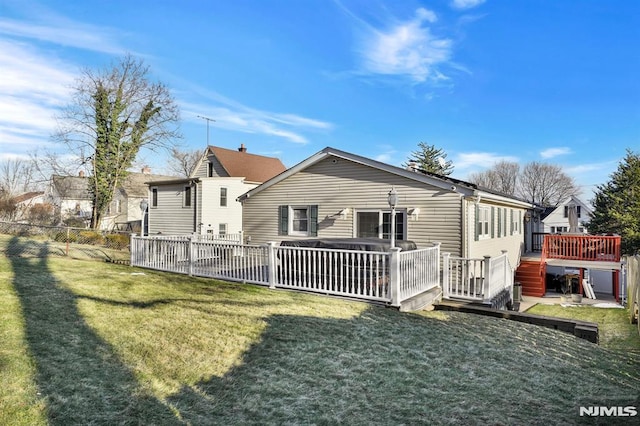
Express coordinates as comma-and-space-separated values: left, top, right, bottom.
104, 233, 129, 250
77, 231, 105, 245
53, 231, 77, 243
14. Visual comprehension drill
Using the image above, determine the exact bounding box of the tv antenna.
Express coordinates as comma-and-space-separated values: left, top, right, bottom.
197, 115, 216, 145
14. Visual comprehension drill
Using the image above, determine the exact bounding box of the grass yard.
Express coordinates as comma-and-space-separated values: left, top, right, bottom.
526, 303, 640, 355
1, 235, 639, 425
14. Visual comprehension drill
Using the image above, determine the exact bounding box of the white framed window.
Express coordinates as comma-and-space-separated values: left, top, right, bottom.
511, 209, 520, 234
151, 187, 158, 207
220, 187, 227, 207
218, 223, 227, 235
278, 205, 318, 237
183, 186, 192, 207
477, 206, 491, 239
356, 210, 406, 241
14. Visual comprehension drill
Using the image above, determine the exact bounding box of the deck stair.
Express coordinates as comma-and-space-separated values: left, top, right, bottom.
515, 259, 545, 297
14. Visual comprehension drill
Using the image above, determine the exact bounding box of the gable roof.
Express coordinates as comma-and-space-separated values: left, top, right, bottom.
193, 145, 287, 183
540, 195, 593, 221
238, 146, 534, 208
120, 172, 178, 197
51, 175, 91, 200
12, 191, 44, 204
52, 172, 179, 199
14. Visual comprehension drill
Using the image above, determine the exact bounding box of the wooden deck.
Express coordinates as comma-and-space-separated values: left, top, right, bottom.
516, 234, 622, 298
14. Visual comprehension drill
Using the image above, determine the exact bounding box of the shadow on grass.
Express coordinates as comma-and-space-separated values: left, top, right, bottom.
164, 307, 640, 425
7, 237, 177, 425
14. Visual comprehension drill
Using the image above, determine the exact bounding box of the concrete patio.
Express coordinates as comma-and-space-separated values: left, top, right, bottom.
518, 292, 622, 312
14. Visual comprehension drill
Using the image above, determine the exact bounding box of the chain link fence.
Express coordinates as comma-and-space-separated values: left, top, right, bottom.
0, 221, 131, 263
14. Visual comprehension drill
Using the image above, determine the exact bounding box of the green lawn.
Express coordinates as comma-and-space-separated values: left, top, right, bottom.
1, 235, 639, 425
526, 303, 640, 354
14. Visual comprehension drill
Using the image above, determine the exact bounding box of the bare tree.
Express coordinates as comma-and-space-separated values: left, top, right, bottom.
0, 158, 37, 196
518, 162, 579, 206
54, 55, 181, 229
468, 161, 520, 196
166, 147, 202, 177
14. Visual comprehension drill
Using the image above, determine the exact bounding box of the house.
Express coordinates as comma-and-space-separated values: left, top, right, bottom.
146, 144, 287, 236
102, 168, 177, 232
47, 169, 177, 230
12, 191, 46, 222
540, 195, 592, 234
46, 172, 93, 226
238, 147, 534, 270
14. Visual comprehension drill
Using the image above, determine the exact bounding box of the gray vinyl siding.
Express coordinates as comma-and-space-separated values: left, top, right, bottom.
193, 154, 228, 178
468, 201, 527, 268
242, 156, 463, 254
148, 183, 196, 235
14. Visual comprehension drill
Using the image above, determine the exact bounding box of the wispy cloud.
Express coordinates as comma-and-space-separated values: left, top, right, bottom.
0, 12, 129, 55
0, 40, 76, 154
179, 86, 333, 145
0, 4, 134, 158
345, 6, 454, 84
540, 147, 572, 159
451, 0, 486, 10
454, 152, 519, 171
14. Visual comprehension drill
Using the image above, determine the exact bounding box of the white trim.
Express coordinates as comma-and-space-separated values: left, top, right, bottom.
288, 205, 310, 236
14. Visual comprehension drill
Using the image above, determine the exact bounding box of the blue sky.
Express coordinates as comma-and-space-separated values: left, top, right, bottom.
1, 0, 638, 198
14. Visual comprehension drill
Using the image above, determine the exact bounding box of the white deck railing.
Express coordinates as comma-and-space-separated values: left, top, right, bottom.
130, 235, 441, 306
397, 243, 441, 301
274, 245, 391, 302
442, 251, 513, 302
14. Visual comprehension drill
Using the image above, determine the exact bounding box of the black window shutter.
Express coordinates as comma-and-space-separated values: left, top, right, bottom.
491, 206, 495, 238
278, 206, 288, 235
309, 205, 318, 237
474, 204, 479, 241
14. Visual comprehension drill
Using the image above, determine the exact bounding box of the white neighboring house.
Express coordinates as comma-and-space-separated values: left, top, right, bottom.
46, 172, 93, 226
540, 195, 593, 234
147, 144, 287, 237
47, 169, 178, 230
12, 191, 46, 222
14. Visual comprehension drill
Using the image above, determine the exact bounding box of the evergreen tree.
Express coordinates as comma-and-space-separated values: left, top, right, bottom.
405, 142, 454, 176
589, 149, 640, 255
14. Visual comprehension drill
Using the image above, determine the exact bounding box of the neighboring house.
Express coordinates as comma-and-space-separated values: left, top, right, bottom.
147, 144, 287, 236
47, 169, 177, 230
540, 195, 592, 234
12, 191, 45, 222
46, 172, 93, 226
238, 147, 533, 269
102, 168, 177, 231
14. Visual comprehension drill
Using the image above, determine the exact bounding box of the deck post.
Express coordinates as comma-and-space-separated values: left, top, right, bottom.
188, 236, 194, 277
389, 247, 402, 306
483, 255, 492, 302
267, 242, 277, 289
442, 252, 450, 299
130, 234, 137, 266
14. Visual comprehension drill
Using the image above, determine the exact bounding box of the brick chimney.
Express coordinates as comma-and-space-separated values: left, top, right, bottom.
78, 170, 85, 177
141, 165, 151, 174
238, 144, 247, 153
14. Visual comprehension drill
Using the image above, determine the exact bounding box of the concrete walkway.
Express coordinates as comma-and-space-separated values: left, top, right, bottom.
518, 292, 622, 312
